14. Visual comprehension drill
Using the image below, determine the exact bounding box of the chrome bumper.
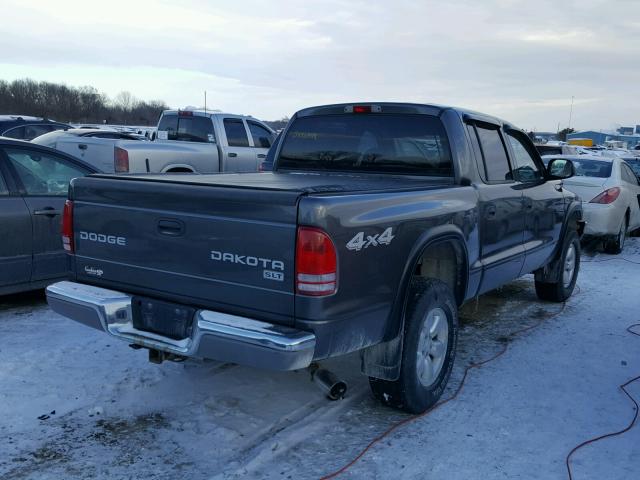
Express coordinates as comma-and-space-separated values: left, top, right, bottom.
46, 281, 315, 371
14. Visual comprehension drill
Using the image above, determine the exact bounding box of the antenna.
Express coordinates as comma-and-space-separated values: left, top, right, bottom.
204, 91, 207, 114
568, 95, 574, 130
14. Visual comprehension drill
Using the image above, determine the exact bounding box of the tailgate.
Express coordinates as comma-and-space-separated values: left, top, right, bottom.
70, 176, 299, 324
56, 138, 115, 172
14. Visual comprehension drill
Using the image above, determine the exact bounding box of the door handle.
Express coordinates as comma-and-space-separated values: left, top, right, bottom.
554, 182, 563, 192
228, 152, 238, 158
157, 219, 185, 236
486, 205, 497, 218
34, 208, 61, 217
78, 144, 88, 150
257, 154, 266, 159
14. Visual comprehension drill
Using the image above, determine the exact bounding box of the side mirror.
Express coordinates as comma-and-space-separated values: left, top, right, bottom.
546, 158, 575, 180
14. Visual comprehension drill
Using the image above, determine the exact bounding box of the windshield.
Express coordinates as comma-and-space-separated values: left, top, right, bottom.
277, 114, 453, 176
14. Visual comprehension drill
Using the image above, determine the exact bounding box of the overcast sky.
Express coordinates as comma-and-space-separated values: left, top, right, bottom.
1, 0, 638, 130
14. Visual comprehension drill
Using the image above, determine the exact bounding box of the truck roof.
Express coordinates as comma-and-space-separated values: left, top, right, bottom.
161, 109, 258, 120
294, 102, 511, 128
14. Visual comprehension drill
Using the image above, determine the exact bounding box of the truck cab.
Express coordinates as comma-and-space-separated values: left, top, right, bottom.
152, 110, 276, 173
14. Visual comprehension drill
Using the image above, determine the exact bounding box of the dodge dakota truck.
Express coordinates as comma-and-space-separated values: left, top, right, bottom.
46, 103, 583, 413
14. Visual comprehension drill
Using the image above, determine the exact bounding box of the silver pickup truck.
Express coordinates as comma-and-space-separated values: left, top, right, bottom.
44, 110, 276, 174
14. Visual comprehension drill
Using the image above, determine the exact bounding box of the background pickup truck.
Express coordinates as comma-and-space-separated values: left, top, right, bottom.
40, 110, 276, 174
47, 102, 583, 413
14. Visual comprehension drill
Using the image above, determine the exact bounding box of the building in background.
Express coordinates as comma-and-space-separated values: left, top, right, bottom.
567, 128, 640, 149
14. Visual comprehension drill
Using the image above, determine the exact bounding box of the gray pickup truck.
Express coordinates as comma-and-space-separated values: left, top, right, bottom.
46, 103, 583, 413
41, 111, 276, 174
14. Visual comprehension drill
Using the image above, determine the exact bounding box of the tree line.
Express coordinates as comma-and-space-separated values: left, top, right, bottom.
0, 78, 169, 126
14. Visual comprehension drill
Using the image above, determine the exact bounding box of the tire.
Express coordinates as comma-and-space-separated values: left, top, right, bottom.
605, 216, 627, 254
369, 278, 458, 414
535, 230, 580, 302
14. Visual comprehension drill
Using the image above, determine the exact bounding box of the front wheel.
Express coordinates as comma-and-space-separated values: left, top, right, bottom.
369, 278, 458, 414
535, 231, 580, 302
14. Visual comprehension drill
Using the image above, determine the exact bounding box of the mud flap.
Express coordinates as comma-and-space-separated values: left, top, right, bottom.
360, 333, 403, 381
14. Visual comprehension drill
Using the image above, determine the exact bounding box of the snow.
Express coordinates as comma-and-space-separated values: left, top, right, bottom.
1, 240, 639, 479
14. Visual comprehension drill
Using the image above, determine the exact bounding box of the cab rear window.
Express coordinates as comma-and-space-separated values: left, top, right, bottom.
277, 114, 453, 176
157, 114, 215, 143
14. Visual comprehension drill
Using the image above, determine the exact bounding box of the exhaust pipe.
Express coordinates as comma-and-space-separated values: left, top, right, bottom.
310, 364, 347, 400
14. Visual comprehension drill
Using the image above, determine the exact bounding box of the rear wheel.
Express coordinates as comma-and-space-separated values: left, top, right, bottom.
369, 278, 458, 414
535, 230, 580, 302
605, 216, 627, 254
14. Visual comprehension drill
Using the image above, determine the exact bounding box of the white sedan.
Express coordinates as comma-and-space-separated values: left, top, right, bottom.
543, 155, 640, 253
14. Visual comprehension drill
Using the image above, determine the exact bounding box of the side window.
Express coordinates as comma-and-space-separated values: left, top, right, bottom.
224, 119, 250, 147
24, 124, 53, 140
3, 126, 25, 139
466, 124, 486, 181
475, 125, 512, 182
247, 121, 273, 148
5, 148, 91, 196
0, 169, 8, 195
506, 132, 543, 183
622, 164, 639, 185
157, 114, 178, 140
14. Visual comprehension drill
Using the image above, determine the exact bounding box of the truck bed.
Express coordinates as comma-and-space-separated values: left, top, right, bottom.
69, 172, 452, 326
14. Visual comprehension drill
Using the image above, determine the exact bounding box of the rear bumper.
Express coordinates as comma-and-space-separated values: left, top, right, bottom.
582, 203, 624, 236
46, 281, 315, 371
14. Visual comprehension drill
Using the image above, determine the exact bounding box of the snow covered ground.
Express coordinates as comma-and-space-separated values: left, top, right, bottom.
1, 240, 639, 480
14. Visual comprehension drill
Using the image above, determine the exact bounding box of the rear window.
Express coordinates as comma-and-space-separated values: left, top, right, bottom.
277, 114, 453, 176
157, 114, 215, 143
563, 158, 613, 178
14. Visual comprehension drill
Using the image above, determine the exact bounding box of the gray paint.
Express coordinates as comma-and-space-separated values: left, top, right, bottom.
55, 102, 580, 369
0, 138, 97, 295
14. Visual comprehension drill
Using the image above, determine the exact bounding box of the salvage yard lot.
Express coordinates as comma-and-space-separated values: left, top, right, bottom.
1, 240, 639, 480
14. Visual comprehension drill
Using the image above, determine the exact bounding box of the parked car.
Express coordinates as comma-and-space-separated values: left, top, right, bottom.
44, 110, 276, 174
46, 102, 582, 414
535, 144, 578, 156
32, 129, 145, 172
32, 128, 144, 147
0, 138, 98, 295
543, 154, 640, 253
0, 115, 72, 140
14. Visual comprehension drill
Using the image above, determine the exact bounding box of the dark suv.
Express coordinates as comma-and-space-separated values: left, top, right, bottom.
0, 115, 72, 141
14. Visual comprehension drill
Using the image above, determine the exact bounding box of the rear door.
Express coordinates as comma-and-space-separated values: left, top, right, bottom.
220, 117, 258, 172
467, 122, 525, 294
505, 130, 565, 273
0, 156, 32, 288
4, 146, 93, 281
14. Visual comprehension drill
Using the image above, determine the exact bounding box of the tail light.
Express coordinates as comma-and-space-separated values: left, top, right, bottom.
114, 147, 129, 172
295, 227, 337, 296
590, 187, 620, 204
62, 200, 74, 253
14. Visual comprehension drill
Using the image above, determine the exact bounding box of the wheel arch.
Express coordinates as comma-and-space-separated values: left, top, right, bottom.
361, 227, 469, 381
162, 164, 196, 173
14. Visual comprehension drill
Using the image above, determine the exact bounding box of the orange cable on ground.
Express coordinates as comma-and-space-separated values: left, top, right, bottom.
565, 323, 640, 480
319, 300, 568, 479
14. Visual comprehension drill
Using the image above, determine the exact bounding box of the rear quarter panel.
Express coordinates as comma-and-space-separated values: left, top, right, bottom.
120, 140, 220, 173
296, 186, 479, 359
